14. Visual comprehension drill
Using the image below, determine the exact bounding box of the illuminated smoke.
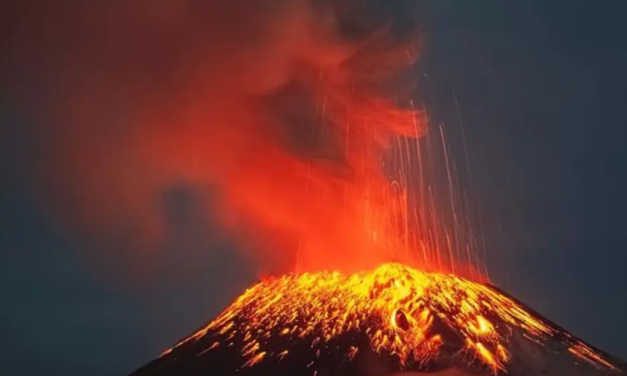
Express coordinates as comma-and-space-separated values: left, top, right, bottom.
2, 0, 425, 279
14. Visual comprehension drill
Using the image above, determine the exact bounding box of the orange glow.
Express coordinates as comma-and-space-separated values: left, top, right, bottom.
10, 1, 491, 284
164, 263, 618, 374
569, 343, 620, 372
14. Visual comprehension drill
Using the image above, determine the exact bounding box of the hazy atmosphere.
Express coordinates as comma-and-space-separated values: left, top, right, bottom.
1, 1, 626, 375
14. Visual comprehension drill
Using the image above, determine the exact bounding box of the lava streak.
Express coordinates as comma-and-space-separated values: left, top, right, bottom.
164, 263, 618, 374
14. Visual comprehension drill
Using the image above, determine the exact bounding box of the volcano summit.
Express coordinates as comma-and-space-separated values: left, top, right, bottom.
128, 263, 625, 376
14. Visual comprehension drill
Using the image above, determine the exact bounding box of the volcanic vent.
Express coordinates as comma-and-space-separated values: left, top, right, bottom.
128, 263, 625, 376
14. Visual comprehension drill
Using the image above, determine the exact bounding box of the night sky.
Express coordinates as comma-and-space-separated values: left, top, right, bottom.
2, 2, 627, 375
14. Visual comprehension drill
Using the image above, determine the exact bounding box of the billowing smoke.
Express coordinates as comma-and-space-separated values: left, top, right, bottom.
2, 0, 424, 281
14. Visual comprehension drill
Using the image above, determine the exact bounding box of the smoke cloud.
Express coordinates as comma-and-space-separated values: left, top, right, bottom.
2, 0, 424, 280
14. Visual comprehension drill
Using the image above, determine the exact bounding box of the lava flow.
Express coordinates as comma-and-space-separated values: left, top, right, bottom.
133, 263, 622, 376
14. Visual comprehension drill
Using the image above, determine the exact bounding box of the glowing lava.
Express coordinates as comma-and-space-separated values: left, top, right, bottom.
162, 262, 619, 374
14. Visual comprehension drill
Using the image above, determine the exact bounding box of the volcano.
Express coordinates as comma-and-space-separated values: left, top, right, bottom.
128, 263, 625, 376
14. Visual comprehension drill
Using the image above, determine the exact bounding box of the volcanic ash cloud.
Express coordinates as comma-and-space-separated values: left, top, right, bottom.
3, 0, 423, 278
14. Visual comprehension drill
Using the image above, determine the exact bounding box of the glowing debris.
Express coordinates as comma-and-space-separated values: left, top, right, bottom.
165, 262, 618, 374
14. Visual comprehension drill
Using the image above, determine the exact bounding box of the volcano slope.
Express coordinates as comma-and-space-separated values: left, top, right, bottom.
128, 263, 625, 376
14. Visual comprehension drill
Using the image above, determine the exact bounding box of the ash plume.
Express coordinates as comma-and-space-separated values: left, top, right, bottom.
2, 0, 424, 280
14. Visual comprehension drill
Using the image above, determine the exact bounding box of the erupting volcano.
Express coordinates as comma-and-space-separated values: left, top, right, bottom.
122, 1, 626, 374
23, 1, 617, 375
1, 0, 624, 374
130, 263, 624, 376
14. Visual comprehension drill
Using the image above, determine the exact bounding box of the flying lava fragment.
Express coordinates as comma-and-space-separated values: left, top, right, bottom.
128, 263, 625, 376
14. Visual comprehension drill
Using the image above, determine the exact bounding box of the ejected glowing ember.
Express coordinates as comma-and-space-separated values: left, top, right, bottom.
129, 263, 624, 376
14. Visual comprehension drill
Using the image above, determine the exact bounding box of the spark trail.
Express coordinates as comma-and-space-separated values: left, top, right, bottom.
138, 263, 620, 376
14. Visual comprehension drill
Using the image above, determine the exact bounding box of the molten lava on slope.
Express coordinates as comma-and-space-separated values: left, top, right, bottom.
129, 263, 624, 376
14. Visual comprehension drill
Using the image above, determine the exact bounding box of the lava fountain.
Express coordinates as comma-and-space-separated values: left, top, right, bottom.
2, 0, 624, 374
20, 1, 614, 375
124, 1, 626, 375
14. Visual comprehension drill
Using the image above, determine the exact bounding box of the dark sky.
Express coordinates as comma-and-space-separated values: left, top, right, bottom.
2, 1, 627, 375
